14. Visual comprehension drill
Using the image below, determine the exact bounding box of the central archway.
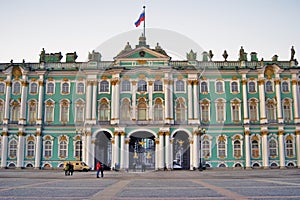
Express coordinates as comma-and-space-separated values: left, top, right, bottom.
94, 131, 112, 168
173, 131, 190, 169
129, 131, 155, 170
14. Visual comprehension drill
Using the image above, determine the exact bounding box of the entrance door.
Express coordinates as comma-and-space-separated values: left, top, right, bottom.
173, 131, 190, 169
129, 132, 155, 170
94, 131, 112, 168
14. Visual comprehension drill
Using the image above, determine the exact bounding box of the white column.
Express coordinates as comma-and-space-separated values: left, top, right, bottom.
1, 132, 8, 168
85, 81, 92, 121
292, 79, 300, 123
296, 131, 300, 168
258, 78, 267, 123
188, 80, 193, 123
81, 133, 87, 163
275, 79, 283, 123
159, 132, 164, 169
37, 80, 44, 125
91, 81, 97, 122
111, 138, 115, 169
193, 81, 199, 122
120, 132, 125, 169
124, 138, 130, 170
242, 79, 249, 124
132, 81, 137, 120
165, 132, 170, 169
170, 138, 174, 169
19, 80, 28, 124
4, 80, 11, 124
90, 139, 95, 170
17, 132, 25, 168
114, 132, 120, 166
189, 139, 194, 170
169, 80, 174, 123
155, 138, 159, 170
148, 81, 153, 121
34, 132, 42, 168
115, 80, 120, 124
86, 132, 92, 168
164, 80, 169, 123
278, 131, 285, 168
193, 132, 199, 169
245, 131, 251, 169
261, 130, 269, 168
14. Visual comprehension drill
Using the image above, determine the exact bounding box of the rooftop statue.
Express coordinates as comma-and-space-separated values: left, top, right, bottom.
39, 48, 46, 62
187, 49, 197, 61
290, 46, 295, 61
239, 46, 247, 61
222, 50, 228, 61
88, 50, 101, 62
208, 50, 214, 61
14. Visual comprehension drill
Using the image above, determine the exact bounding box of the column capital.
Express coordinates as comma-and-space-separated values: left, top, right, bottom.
35, 131, 42, 137
296, 130, 300, 135
125, 138, 130, 144
241, 79, 247, 85
155, 138, 160, 144
1, 131, 8, 136
86, 131, 92, 136
261, 130, 268, 136
120, 131, 126, 136
244, 130, 250, 136
278, 130, 285, 135
18, 131, 26, 136
158, 131, 165, 136
111, 138, 115, 144
111, 78, 120, 86
114, 131, 120, 136
189, 139, 194, 144
5, 81, 11, 87
258, 79, 265, 85
193, 80, 199, 85
21, 81, 28, 87
274, 79, 281, 85
292, 79, 298, 85
188, 80, 193, 85
148, 81, 153, 86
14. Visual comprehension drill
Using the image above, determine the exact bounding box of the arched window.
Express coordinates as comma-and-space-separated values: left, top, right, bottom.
201, 82, 208, 93
248, 82, 256, 93
266, 81, 273, 92
100, 80, 109, 92
138, 98, 147, 120
62, 83, 69, 94
249, 100, 258, 122
28, 100, 37, 124
286, 139, 294, 157
251, 140, 259, 158
175, 80, 184, 92
11, 101, 20, 122
154, 80, 163, 91
75, 141, 82, 158
30, 83, 38, 94
231, 82, 238, 93
98, 99, 110, 121
233, 140, 241, 157
153, 98, 163, 121
59, 140, 67, 158
216, 81, 223, 93
266, 100, 276, 122
200, 100, 209, 123
283, 100, 291, 122
47, 82, 54, 94
218, 137, 226, 158
282, 81, 289, 92
231, 100, 240, 122
137, 80, 147, 92
202, 140, 210, 158
9, 140, 17, 158
269, 139, 277, 157
120, 99, 131, 121
216, 100, 225, 122
0, 82, 5, 94
77, 82, 84, 94
121, 80, 131, 92
45, 100, 54, 123
75, 100, 85, 123
27, 140, 35, 157
60, 100, 69, 123
175, 98, 186, 123
44, 141, 52, 157
13, 82, 21, 94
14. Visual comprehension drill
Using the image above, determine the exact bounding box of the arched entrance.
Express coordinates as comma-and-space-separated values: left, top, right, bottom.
129, 132, 155, 170
94, 131, 112, 168
173, 131, 190, 169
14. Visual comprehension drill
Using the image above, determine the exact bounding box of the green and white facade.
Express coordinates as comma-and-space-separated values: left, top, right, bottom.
0, 36, 300, 170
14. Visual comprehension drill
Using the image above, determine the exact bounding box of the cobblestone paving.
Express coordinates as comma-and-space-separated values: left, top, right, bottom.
0, 169, 300, 199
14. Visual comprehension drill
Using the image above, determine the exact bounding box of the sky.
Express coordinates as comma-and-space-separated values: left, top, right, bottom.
0, 0, 300, 63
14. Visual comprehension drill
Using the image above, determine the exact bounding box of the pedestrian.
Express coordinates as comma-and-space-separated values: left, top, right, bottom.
64, 162, 69, 176
96, 162, 104, 178
69, 163, 74, 176
142, 162, 146, 172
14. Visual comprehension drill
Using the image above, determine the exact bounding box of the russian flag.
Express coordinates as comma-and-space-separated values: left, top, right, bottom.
134, 11, 145, 27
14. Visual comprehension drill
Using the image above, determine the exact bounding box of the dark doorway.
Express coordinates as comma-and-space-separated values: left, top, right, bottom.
94, 131, 112, 169
173, 131, 190, 169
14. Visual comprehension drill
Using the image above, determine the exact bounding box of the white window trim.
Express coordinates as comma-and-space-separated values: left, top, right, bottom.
12, 81, 21, 95
200, 99, 210, 123
61, 81, 70, 95
215, 99, 226, 123
230, 80, 240, 94
29, 82, 38, 95
231, 134, 244, 158
281, 80, 290, 93
248, 81, 257, 93
174, 79, 186, 93
215, 80, 225, 94
200, 81, 209, 93
216, 136, 227, 159
230, 99, 241, 122
58, 135, 69, 158
0, 82, 6, 94
44, 99, 55, 123
265, 80, 274, 93
60, 99, 70, 123
99, 80, 110, 94
76, 82, 85, 94
46, 81, 55, 95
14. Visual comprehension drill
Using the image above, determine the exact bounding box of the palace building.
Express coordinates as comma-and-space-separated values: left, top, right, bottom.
0, 35, 300, 170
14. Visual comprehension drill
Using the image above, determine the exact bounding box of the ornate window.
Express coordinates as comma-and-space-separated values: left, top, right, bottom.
30, 82, 38, 94
121, 80, 131, 92
60, 100, 69, 124
266, 99, 276, 122
0, 82, 5, 94
99, 80, 109, 92
269, 139, 277, 157
77, 82, 85, 94
137, 80, 147, 92
75, 99, 85, 123
45, 99, 55, 123
286, 137, 294, 157
9, 139, 17, 158
28, 100, 37, 124
231, 82, 239, 93
0, 100, 4, 124
216, 99, 225, 122
98, 99, 110, 121
217, 136, 226, 158
13, 82, 21, 94
175, 80, 185, 92
154, 80, 163, 91
216, 81, 224, 93
137, 98, 147, 121
74, 140, 82, 158
27, 140, 35, 157
265, 81, 273, 92
283, 99, 292, 122
200, 82, 208, 93
11, 101, 20, 122
46, 82, 55, 94
175, 98, 186, 123
202, 139, 210, 158
251, 140, 259, 158
248, 81, 256, 93
59, 141, 67, 158
61, 82, 69, 94
44, 140, 52, 158
200, 99, 210, 123
233, 140, 241, 158
153, 98, 163, 121
120, 99, 131, 121
282, 81, 289, 93
249, 99, 258, 122
231, 99, 241, 122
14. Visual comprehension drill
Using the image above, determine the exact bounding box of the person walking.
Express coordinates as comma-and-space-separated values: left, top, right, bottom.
96, 162, 104, 178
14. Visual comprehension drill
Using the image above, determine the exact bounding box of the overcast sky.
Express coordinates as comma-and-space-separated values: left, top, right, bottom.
0, 0, 299, 63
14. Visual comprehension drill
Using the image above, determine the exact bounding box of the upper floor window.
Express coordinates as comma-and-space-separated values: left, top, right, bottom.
248, 81, 256, 93
266, 100, 276, 122
61, 83, 69, 94
200, 100, 210, 123
60, 100, 69, 124
0, 82, 5, 94
27, 140, 35, 157
286, 138, 294, 157
121, 80, 131, 92
30, 83, 38, 94
9, 139, 17, 158
231, 101, 240, 122
216, 81, 224, 93
175, 80, 185, 92
266, 81, 273, 92
154, 80, 163, 91
75, 99, 85, 123
251, 140, 259, 158
44, 140, 52, 157
175, 98, 186, 123
45, 100, 55, 123
233, 140, 241, 158
216, 99, 225, 122
153, 98, 163, 121
47, 82, 55, 94
269, 139, 277, 157
217, 138, 226, 158
282, 81, 289, 93
28, 100, 37, 124
77, 82, 85, 94
59, 140, 67, 158
137, 80, 147, 92
120, 99, 131, 121
99, 80, 109, 92
11, 101, 20, 122
137, 98, 147, 120
249, 99, 258, 122
201, 82, 208, 93
98, 99, 110, 121
231, 82, 238, 93
13, 82, 21, 94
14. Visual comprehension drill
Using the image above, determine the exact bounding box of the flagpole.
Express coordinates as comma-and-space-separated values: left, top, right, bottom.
143, 6, 146, 37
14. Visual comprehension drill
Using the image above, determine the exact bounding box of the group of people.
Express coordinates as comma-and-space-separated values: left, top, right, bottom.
64, 162, 74, 176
